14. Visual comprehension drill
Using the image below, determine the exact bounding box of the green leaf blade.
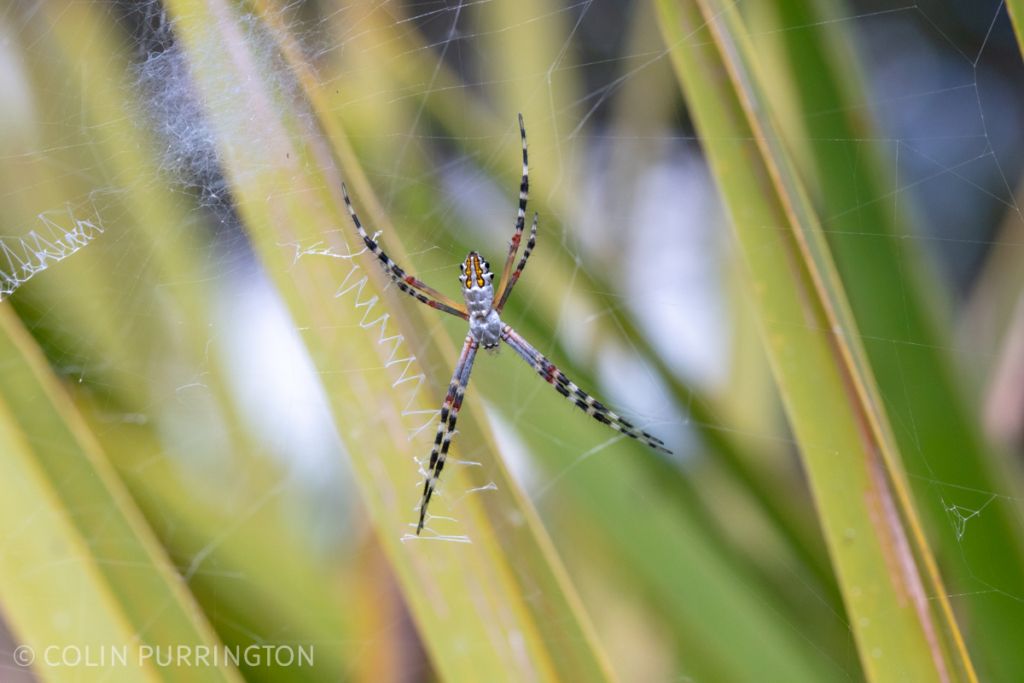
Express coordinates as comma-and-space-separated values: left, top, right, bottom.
654, 1, 977, 680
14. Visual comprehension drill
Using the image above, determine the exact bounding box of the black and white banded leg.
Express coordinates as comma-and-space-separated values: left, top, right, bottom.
343, 183, 468, 320
495, 113, 530, 301
495, 212, 537, 312
501, 325, 671, 455
417, 335, 480, 534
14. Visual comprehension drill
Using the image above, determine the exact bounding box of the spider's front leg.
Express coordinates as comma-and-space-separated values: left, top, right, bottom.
417, 335, 480, 534
501, 325, 672, 455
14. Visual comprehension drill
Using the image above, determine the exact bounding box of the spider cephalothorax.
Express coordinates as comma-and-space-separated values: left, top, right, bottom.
343, 114, 671, 535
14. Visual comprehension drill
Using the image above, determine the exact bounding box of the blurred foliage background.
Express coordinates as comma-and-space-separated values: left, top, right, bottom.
1, 0, 1023, 681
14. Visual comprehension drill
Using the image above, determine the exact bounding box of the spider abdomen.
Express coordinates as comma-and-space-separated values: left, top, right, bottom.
463, 283, 494, 314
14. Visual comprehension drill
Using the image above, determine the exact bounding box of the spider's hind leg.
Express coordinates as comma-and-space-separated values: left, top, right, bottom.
496, 114, 530, 302
496, 212, 537, 312
341, 183, 468, 320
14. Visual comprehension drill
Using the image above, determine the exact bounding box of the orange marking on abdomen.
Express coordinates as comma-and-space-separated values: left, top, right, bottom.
465, 253, 485, 288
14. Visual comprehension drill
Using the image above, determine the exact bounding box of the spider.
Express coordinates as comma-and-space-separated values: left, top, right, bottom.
342, 114, 672, 535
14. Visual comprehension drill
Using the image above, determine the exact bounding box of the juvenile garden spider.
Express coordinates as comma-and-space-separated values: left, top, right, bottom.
343, 115, 672, 534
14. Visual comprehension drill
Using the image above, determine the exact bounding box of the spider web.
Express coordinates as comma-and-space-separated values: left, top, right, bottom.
1, 0, 1023, 681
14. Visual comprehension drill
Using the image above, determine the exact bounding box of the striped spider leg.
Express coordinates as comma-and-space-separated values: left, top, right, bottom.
494, 113, 537, 312
419, 334, 478, 533
343, 115, 671, 535
342, 183, 468, 321
501, 326, 671, 455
